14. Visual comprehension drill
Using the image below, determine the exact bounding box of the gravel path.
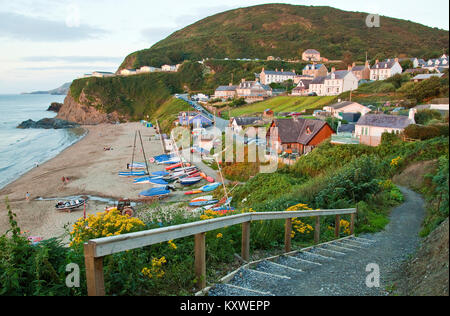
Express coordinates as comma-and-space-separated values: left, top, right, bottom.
210, 186, 425, 296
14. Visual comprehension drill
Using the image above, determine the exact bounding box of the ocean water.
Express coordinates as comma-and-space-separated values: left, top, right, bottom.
0, 94, 85, 189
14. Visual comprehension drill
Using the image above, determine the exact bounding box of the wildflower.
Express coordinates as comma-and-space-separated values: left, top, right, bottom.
216, 233, 223, 239
168, 240, 177, 250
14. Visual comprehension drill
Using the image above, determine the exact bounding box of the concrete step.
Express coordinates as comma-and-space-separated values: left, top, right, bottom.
276, 255, 322, 271
322, 242, 359, 254
309, 246, 346, 258
228, 268, 290, 294
255, 260, 304, 277
295, 250, 336, 263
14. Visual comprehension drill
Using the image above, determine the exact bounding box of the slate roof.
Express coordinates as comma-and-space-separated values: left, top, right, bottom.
356, 114, 413, 129
271, 118, 330, 145
216, 85, 237, 91
352, 65, 366, 71
327, 70, 351, 79
304, 49, 320, 54
263, 70, 296, 76
371, 60, 397, 69
311, 76, 326, 84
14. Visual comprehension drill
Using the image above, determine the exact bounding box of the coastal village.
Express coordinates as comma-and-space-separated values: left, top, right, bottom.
0, 3, 448, 298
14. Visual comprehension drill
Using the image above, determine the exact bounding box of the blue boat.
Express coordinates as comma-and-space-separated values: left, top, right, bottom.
133, 176, 162, 184
212, 206, 235, 212
149, 178, 169, 185
119, 171, 147, 177
152, 171, 169, 177
200, 183, 221, 192
189, 200, 219, 207
139, 186, 171, 197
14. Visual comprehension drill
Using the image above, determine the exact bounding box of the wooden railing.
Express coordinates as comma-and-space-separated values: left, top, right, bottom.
83, 208, 356, 296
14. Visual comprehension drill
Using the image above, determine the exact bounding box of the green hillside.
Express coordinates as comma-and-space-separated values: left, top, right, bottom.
119, 4, 449, 70
227, 96, 336, 117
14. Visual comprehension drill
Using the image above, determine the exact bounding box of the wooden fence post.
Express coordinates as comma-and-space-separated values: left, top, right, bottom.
84, 242, 105, 296
334, 215, 340, 238
314, 216, 320, 244
194, 233, 206, 290
242, 221, 251, 262
284, 218, 292, 253
350, 212, 355, 235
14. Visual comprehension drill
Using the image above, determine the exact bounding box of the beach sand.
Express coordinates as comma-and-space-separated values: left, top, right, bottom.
0, 122, 168, 240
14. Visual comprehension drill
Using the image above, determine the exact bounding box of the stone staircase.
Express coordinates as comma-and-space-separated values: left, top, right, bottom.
203, 236, 377, 296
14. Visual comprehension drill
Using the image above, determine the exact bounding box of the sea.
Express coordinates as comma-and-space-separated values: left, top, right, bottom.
0, 94, 86, 190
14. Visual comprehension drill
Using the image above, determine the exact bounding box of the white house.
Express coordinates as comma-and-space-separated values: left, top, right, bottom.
120, 69, 138, 76
161, 64, 181, 72
370, 58, 402, 80
138, 66, 158, 73
92, 71, 115, 78
259, 68, 298, 85
355, 109, 416, 146
323, 101, 371, 118
323, 69, 359, 96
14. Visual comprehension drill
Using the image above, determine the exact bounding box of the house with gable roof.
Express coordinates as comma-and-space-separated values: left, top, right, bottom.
348, 61, 371, 81
323, 68, 359, 96
302, 49, 321, 62
355, 109, 416, 146
302, 63, 328, 78
266, 117, 334, 155
259, 68, 299, 85
370, 58, 402, 80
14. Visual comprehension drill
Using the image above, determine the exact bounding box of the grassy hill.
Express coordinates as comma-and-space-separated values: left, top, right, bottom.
227, 96, 336, 117
119, 4, 449, 70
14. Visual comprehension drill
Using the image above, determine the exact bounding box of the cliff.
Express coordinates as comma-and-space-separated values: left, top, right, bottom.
56, 92, 124, 125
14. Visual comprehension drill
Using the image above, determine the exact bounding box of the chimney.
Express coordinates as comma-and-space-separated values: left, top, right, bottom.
375, 59, 379, 64
348, 65, 352, 71
365, 60, 370, 67
395, 57, 399, 63
229, 82, 232, 86
255, 77, 259, 82
241, 78, 245, 83
331, 67, 336, 73
275, 68, 278, 72
281, 69, 284, 72
262, 67, 265, 72
292, 69, 295, 73
352, 62, 356, 67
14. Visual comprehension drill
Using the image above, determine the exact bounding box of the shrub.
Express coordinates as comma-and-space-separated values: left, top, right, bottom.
404, 124, 443, 140
414, 109, 443, 125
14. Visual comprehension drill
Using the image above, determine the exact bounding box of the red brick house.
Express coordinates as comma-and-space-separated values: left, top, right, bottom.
266, 118, 334, 155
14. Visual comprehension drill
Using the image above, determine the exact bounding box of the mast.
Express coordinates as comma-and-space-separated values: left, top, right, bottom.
138, 130, 150, 176
130, 130, 137, 173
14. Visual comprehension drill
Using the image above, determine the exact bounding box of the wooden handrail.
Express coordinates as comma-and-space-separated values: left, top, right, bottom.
84, 208, 356, 296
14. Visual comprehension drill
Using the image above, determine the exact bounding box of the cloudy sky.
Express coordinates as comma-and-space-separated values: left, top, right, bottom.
0, 0, 448, 94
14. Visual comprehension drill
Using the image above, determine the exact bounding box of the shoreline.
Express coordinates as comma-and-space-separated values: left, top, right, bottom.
0, 127, 89, 195
0, 122, 166, 240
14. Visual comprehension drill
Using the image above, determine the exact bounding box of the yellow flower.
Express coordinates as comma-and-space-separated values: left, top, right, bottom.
216, 233, 223, 239
168, 240, 177, 250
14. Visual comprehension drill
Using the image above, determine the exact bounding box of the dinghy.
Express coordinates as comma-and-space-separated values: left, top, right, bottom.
55, 198, 86, 211
127, 162, 147, 170
149, 178, 169, 185
180, 177, 202, 186
139, 186, 171, 198
190, 195, 214, 203
152, 171, 169, 177
189, 200, 219, 207
119, 171, 147, 177
184, 190, 203, 195
199, 182, 221, 192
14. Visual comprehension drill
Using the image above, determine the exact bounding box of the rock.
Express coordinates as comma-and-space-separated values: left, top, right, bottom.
17, 118, 80, 129
56, 92, 125, 125
47, 102, 63, 112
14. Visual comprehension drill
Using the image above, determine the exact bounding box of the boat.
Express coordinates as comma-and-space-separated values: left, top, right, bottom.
55, 198, 86, 211
152, 171, 169, 177
184, 190, 203, 195
190, 195, 214, 203
212, 206, 235, 212
149, 178, 169, 185
133, 176, 163, 184
179, 177, 202, 186
152, 154, 174, 164
199, 182, 221, 192
199, 173, 214, 183
139, 186, 172, 198
127, 162, 147, 170
119, 170, 147, 177
189, 200, 219, 207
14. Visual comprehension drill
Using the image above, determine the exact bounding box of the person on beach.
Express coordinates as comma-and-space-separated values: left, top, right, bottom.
62, 176, 66, 185
26, 192, 30, 201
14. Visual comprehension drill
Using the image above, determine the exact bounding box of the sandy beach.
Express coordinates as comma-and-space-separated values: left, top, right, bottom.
0, 122, 170, 240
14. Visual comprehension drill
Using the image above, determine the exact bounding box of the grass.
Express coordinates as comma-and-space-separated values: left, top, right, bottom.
152, 97, 191, 133
228, 95, 336, 117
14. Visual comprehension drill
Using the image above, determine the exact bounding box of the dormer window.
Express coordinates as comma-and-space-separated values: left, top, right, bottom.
306, 126, 312, 135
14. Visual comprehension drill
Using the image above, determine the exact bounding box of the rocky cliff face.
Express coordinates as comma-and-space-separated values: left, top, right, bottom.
56, 92, 125, 125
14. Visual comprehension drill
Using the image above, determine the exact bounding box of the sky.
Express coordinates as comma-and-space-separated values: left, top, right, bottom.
0, 0, 448, 94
